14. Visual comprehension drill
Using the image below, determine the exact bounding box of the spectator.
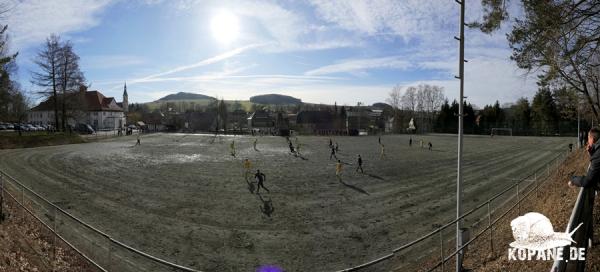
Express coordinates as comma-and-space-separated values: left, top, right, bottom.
569, 128, 600, 188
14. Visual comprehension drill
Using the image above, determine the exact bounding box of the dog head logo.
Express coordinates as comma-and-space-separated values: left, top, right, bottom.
510, 212, 582, 251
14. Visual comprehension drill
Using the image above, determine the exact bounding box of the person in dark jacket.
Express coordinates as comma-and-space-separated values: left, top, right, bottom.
569, 128, 600, 188
356, 154, 364, 173
255, 170, 269, 194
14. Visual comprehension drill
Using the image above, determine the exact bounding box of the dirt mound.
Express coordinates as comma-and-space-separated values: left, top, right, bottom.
0, 197, 94, 271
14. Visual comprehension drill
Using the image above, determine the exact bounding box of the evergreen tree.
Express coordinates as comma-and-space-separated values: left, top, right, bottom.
531, 88, 559, 135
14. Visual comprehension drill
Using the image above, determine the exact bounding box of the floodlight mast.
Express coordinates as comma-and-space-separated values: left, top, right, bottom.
455, 0, 465, 271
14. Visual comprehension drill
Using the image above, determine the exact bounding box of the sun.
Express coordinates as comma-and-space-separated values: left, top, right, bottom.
210, 10, 239, 44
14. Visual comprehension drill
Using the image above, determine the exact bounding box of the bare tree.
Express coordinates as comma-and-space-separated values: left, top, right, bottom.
386, 85, 402, 109
58, 41, 85, 130
401, 86, 418, 112
31, 34, 62, 129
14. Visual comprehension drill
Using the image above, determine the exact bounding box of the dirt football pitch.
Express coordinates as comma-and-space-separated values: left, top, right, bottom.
0, 133, 572, 271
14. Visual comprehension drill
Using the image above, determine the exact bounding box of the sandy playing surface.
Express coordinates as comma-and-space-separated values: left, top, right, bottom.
0, 133, 572, 271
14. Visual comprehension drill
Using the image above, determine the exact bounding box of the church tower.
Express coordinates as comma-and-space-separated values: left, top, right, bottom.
123, 82, 129, 113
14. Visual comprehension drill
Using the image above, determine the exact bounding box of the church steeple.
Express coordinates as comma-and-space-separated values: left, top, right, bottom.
122, 82, 128, 113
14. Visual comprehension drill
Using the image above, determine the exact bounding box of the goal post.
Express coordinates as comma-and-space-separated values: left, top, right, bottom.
491, 128, 512, 136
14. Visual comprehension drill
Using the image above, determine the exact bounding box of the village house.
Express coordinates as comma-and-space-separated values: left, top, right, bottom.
295, 111, 334, 134
28, 85, 128, 130
247, 110, 275, 132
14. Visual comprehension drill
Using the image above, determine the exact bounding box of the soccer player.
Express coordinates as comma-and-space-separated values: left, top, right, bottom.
409, 137, 412, 147
255, 170, 269, 194
329, 138, 333, 148
136, 135, 141, 146
569, 143, 573, 152
289, 141, 296, 156
295, 137, 301, 156
336, 160, 343, 181
296, 142, 302, 156
420, 140, 424, 149
330, 146, 337, 160
380, 144, 386, 159
356, 154, 364, 173
428, 142, 433, 151
243, 159, 252, 181
253, 138, 258, 151
230, 140, 236, 157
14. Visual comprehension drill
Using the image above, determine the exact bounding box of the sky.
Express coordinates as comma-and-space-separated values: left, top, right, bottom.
5, 0, 537, 108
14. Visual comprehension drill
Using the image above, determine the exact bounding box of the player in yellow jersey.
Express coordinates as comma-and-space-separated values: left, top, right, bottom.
243, 158, 252, 181
336, 160, 343, 181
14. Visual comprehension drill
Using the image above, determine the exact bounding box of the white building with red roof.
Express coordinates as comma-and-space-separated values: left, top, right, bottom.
28, 84, 128, 130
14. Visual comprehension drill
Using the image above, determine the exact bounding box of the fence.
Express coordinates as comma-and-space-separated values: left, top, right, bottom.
335, 149, 571, 272
88, 128, 142, 141
0, 149, 574, 272
551, 185, 595, 272
0, 170, 201, 272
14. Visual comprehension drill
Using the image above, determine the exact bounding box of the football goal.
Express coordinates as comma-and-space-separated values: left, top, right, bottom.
491, 128, 513, 136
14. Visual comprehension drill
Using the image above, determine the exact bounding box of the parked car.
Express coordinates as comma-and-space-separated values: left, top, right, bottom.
6, 124, 13, 130
0, 125, 6, 130
73, 123, 95, 134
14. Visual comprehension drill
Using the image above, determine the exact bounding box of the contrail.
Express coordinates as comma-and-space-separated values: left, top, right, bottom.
130, 43, 266, 84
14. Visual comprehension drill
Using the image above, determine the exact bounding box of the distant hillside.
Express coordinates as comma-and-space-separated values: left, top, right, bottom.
372, 102, 393, 111
157, 92, 216, 101
250, 94, 302, 105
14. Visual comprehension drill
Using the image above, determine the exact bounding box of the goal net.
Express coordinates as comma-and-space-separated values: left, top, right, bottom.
491, 128, 512, 136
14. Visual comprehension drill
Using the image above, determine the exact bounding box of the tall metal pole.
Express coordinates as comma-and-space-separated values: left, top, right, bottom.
455, 1, 465, 271
577, 95, 581, 148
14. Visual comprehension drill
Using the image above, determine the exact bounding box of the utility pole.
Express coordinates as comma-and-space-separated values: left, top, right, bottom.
357, 102, 362, 134
577, 95, 580, 148
454, 0, 466, 271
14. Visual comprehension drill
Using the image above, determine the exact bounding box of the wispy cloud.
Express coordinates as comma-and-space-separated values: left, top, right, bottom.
6, 0, 114, 49
165, 0, 361, 52
129, 43, 265, 84
309, 0, 455, 41
305, 56, 411, 76
82, 54, 146, 70
118, 74, 340, 85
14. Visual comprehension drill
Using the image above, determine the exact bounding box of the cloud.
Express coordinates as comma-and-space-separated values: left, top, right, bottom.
6, 0, 114, 49
305, 56, 411, 76
129, 43, 265, 84
107, 74, 340, 85
82, 55, 146, 70
309, 0, 455, 41
165, 0, 360, 52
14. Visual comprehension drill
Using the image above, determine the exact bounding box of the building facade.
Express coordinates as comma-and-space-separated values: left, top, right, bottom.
28, 85, 128, 130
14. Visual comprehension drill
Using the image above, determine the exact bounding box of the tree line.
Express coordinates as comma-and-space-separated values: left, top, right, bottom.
475, 0, 600, 131
387, 83, 584, 136
0, 25, 28, 123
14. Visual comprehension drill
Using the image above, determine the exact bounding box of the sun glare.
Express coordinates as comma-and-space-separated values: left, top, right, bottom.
210, 10, 239, 44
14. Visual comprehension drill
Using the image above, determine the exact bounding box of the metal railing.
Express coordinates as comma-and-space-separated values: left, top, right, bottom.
336, 150, 571, 272
0, 169, 201, 272
551, 185, 595, 272
0, 149, 574, 272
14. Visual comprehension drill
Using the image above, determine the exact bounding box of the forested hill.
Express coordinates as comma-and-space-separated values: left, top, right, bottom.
157, 92, 216, 101
249, 94, 302, 105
